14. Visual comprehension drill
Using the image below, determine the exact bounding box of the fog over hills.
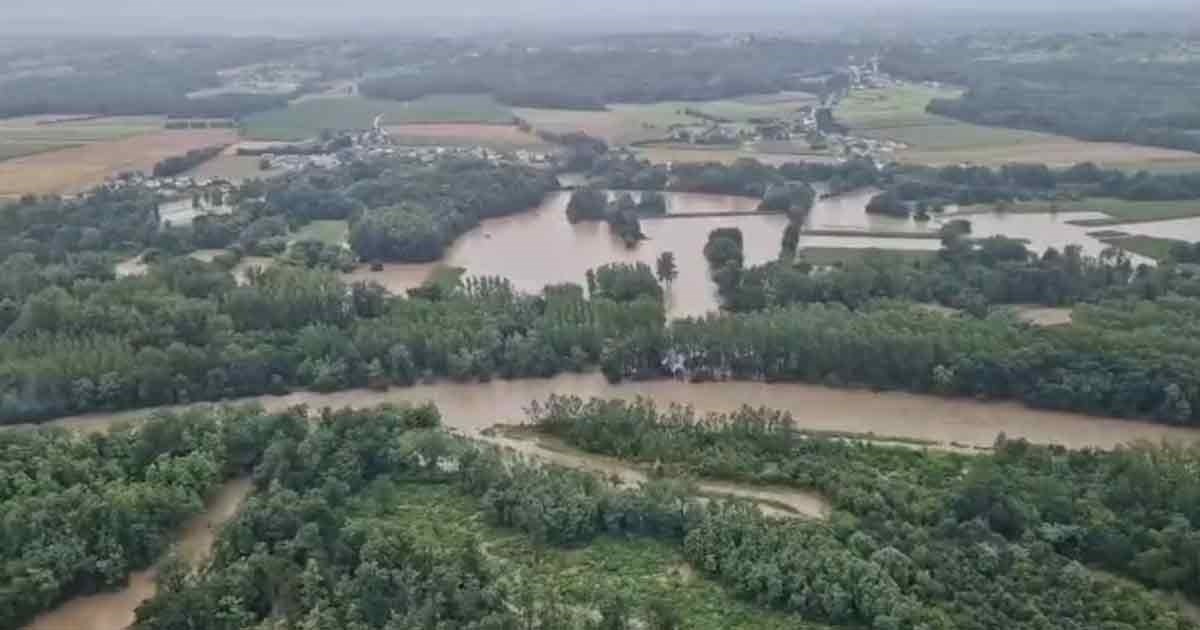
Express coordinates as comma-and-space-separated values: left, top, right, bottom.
2, 0, 1197, 35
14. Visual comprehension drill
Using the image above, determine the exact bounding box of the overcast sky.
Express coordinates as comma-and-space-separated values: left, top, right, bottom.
1, 0, 1196, 34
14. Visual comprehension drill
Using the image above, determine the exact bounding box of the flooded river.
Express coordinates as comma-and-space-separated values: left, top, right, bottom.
22, 478, 253, 630
33, 373, 1200, 452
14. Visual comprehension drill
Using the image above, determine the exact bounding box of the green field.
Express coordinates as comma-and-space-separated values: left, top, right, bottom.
241, 94, 515, 141
291, 219, 349, 246
969, 198, 1200, 225
1094, 234, 1186, 261
797, 246, 939, 266
356, 481, 826, 630
836, 84, 1200, 168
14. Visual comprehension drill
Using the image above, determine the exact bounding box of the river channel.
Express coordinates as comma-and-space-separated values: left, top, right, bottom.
32, 372, 1200, 452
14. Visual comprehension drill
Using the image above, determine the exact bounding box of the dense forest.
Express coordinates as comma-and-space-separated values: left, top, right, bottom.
528, 396, 1200, 630
0, 405, 299, 627
883, 34, 1200, 152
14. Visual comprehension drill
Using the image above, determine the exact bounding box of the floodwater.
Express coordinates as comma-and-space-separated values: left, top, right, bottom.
805, 187, 935, 234
32, 372, 1200, 452
488, 432, 830, 519
607, 190, 762, 215
342, 192, 940, 318
22, 478, 253, 630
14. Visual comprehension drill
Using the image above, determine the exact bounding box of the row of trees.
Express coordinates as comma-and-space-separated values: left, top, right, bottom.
566, 189, 650, 246
527, 396, 1200, 630
151, 145, 228, 178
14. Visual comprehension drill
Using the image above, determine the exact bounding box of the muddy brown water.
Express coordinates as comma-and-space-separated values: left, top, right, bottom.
21, 478, 253, 630
29, 372, 1200, 452
341, 191, 940, 318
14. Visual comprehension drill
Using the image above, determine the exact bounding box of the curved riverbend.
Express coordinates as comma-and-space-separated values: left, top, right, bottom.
25, 373, 1200, 451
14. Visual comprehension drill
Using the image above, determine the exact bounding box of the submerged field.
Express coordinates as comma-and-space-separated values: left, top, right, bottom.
984, 198, 1200, 225
241, 94, 514, 141
838, 84, 1200, 169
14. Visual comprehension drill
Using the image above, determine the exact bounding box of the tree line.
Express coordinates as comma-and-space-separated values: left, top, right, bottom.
152, 145, 228, 178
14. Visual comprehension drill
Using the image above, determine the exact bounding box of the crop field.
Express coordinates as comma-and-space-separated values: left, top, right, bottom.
182, 153, 286, 181
516, 94, 817, 147
240, 94, 514, 141
635, 143, 833, 165
384, 122, 551, 149
1094, 234, 1185, 260
796, 246, 939, 266
989, 198, 1200, 225
838, 84, 1200, 168
514, 103, 694, 145
291, 219, 349, 246
0, 128, 237, 195
0, 115, 165, 163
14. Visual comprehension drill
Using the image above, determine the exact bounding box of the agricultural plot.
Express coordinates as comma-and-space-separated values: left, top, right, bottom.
240, 94, 514, 141
993, 198, 1200, 225
1093, 234, 1186, 261
0, 128, 237, 195
384, 123, 551, 149
838, 84, 1200, 169
0, 115, 164, 163
514, 103, 697, 145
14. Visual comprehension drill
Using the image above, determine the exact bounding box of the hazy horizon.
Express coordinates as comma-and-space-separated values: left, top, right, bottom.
2, 0, 1198, 36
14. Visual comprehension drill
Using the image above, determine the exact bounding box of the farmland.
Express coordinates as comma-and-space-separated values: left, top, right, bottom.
0, 127, 237, 195
240, 94, 514, 141
796, 246, 939, 266
0, 115, 164, 163
984, 198, 1200, 225
1093, 234, 1185, 261
516, 93, 818, 147
384, 123, 550, 149
837, 84, 1200, 169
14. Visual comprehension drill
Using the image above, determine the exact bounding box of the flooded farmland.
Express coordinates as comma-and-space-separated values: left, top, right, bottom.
21, 478, 253, 630
33, 372, 1200, 452
343, 191, 940, 317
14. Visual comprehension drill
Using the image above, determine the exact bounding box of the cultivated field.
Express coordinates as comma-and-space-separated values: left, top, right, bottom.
514, 103, 693, 145
292, 219, 349, 246
515, 95, 817, 147
1093, 234, 1184, 260
838, 84, 1200, 169
182, 153, 286, 181
989, 198, 1200, 225
241, 94, 514, 141
0, 128, 237, 195
796, 246, 938, 266
384, 123, 551, 149
0, 115, 164, 163
634, 144, 833, 165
